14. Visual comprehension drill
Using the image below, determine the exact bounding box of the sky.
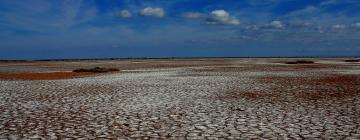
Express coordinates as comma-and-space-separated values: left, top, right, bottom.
0, 0, 360, 59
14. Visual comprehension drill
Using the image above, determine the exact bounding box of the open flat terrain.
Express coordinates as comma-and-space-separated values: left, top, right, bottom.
0, 58, 359, 139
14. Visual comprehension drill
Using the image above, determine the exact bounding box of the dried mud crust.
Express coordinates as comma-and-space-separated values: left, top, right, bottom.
230, 74, 360, 100
0, 62, 360, 139
258, 74, 360, 100
189, 64, 346, 73
221, 74, 360, 139
223, 74, 360, 103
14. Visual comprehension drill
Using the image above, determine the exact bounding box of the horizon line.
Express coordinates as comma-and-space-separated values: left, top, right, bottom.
0, 56, 359, 62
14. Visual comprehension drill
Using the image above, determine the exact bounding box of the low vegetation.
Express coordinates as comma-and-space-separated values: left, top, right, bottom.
73, 67, 119, 73
344, 59, 360, 62
285, 60, 315, 64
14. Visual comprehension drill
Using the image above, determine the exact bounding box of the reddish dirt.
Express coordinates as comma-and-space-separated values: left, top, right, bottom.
0, 72, 96, 80
260, 74, 360, 100
222, 74, 360, 103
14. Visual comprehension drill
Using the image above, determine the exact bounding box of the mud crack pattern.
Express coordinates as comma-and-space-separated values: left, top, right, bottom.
0, 61, 359, 139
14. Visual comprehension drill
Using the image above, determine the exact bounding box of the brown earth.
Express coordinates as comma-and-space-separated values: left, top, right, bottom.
224, 74, 360, 102
0, 72, 95, 80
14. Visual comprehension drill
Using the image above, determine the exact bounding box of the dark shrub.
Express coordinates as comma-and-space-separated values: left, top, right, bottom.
344, 59, 360, 62
73, 67, 119, 73
285, 60, 315, 64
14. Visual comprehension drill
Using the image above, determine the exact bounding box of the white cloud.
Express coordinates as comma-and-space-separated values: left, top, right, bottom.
351, 22, 360, 28
0, 0, 98, 32
181, 12, 204, 19
206, 10, 240, 25
139, 7, 165, 18
288, 19, 312, 27
332, 24, 346, 29
287, 6, 318, 17
246, 25, 260, 30
321, 0, 360, 6
116, 10, 132, 18
269, 21, 285, 28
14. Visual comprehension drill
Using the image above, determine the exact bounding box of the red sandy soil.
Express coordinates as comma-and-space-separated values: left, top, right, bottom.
0, 72, 95, 80
260, 74, 360, 100
223, 74, 360, 102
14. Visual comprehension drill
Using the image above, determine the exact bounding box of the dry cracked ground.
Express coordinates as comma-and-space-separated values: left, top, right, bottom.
0, 58, 359, 139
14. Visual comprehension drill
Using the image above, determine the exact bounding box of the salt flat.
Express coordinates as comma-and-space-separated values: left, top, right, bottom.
0, 58, 359, 139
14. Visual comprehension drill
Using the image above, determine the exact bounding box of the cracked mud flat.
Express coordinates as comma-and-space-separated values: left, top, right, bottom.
0, 59, 359, 139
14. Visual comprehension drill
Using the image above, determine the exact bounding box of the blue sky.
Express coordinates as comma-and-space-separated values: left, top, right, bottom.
0, 0, 360, 59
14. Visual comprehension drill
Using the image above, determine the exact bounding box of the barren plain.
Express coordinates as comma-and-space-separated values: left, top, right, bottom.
0, 58, 359, 139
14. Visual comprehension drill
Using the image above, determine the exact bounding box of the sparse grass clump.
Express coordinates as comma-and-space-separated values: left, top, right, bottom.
73, 67, 119, 73
285, 60, 315, 64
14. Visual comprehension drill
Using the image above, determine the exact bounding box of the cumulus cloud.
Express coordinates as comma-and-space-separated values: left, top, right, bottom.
206, 10, 240, 25
332, 24, 346, 29
116, 10, 132, 18
139, 7, 165, 18
269, 21, 285, 28
180, 12, 204, 19
351, 22, 360, 28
